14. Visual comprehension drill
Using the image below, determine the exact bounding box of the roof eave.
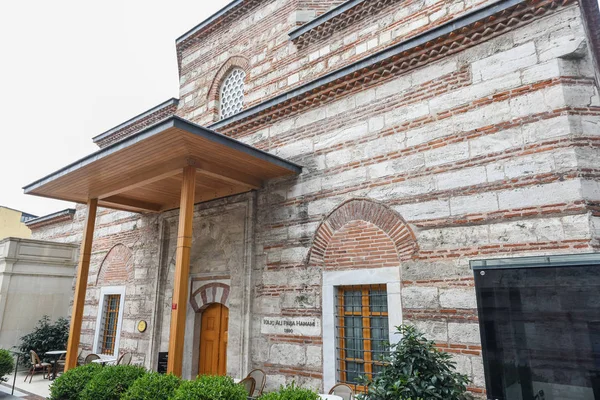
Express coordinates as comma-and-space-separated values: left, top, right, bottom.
25, 209, 76, 227
92, 98, 179, 144
288, 0, 366, 41
24, 116, 302, 195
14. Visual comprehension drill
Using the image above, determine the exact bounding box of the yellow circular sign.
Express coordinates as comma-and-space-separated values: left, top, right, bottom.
137, 320, 147, 333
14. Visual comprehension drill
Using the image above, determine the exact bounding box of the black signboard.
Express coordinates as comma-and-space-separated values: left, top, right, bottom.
157, 352, 168, 374
472, 254, 600, 400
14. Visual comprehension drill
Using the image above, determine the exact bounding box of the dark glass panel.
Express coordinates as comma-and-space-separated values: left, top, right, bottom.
344, 316, 364, 359
371, 316, 389, 357
344, 290, 363, 313
369, 289, 388, 313
476, 264, 600, 400
344, 361, 365, 384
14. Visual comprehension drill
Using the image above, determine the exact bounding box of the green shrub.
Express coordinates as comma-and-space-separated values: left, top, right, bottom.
18, 316, 69, 365
359, 325, 472, 400
49, 363, 102, 400
121, 372, 180, 400
171, 375, 247, 400
259, 382, 320, 400
79, 365, 147, 400
0, 349, 14, 382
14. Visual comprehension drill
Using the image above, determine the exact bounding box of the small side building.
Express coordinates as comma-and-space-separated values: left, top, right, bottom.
0, 236, 78, 350
0, 206, 38, 240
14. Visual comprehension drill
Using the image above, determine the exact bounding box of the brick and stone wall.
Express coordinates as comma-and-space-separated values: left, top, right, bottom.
220, 1, 598, 394
176, 0, 495, 126
31, 0, 600, 397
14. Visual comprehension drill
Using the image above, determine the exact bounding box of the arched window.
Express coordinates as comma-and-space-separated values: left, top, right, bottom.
219, 68, 246, 120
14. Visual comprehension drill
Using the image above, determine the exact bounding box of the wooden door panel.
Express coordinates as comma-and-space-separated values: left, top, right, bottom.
199, 304, 229, 376
218, 307, 229, 376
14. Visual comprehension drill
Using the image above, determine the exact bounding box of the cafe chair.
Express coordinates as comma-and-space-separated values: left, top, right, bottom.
328, 383, 354, 400
84, 353, 100, 365
117, 352, 132, 366
247, 368, 266, 397
24, 351, 51, 383
55, 352, 66, 375
239, 376, 256, 398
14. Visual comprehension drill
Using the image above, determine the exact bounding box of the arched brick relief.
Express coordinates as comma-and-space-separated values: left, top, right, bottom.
96, 243, 133, 285
308, 198, 418, 268
206, 55, 250, 121
190, 283, 231, 312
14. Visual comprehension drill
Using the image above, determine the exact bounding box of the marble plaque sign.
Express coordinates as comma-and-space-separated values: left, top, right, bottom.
261, 316, 321, 336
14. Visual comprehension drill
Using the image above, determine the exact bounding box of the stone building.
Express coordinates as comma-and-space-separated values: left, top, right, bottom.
24, 0, 600, 397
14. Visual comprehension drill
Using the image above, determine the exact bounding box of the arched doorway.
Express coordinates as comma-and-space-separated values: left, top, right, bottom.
199, 303, 229, 376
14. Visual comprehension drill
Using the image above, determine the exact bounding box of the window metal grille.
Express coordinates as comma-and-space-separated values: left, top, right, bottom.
219, 68, 246, 120
336, 285, 389, 393
100, 294, 120, 355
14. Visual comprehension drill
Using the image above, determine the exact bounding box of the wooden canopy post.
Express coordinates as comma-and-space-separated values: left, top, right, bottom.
65, 199, 98, 371
167, 166, 196, 376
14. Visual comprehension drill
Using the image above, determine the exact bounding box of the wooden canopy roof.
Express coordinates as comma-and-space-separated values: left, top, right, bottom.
24, 117, 302, 213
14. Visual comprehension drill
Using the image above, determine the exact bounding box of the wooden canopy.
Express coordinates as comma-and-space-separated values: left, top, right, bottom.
25, 116, 301, 376
23, 116, 301, 213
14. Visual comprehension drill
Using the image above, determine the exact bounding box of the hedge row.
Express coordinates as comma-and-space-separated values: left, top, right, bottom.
0, 349, 14, 382
49, 365, 319, 400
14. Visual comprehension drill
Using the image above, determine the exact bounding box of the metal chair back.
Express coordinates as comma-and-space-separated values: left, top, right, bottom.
247, 368, 266, 397
239, 376, 256, 397
117, 352, 132, 366
329, 383, 354, 400
29, 350, 41, 366
84, 353, 100, 364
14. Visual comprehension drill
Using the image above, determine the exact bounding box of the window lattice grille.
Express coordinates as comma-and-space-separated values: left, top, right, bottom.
219, 68, 246, 120
100, 294, 120, 355
336, 285, 389, 393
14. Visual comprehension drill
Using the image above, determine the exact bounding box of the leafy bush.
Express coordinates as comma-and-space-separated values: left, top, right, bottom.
80, 365, 147, 400
121, 372, 181, 400
171, 375, 247, 400
359, 325, 472, 400
259, 382, 320, 400
18, 316, 69, 365
49, 363, 102, 400
0, 349, 14, 382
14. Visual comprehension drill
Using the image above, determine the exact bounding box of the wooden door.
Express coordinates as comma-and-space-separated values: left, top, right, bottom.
199, 303, 229, 376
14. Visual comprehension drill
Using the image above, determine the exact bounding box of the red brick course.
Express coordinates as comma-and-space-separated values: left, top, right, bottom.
324, 220, 401, 270
96, 243, 133, 285
309, 199, 418, 267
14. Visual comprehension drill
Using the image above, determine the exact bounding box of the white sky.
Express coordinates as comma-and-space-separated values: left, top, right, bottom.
0, 0, 230, 217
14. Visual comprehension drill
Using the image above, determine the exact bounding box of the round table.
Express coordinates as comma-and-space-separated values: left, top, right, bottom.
45, 350, 67, 380
319, 395, 342, 400
92, 356, 118, 366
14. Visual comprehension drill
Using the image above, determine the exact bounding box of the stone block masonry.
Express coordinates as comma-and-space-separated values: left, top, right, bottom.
30, 0, 600, 397
176, 0, 496, 126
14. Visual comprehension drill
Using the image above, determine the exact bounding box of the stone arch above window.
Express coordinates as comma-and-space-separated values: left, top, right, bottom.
308, 198, 418, 268
96, 243, 133, 286
207, 56, 249, 122
190, 283, 231, 312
